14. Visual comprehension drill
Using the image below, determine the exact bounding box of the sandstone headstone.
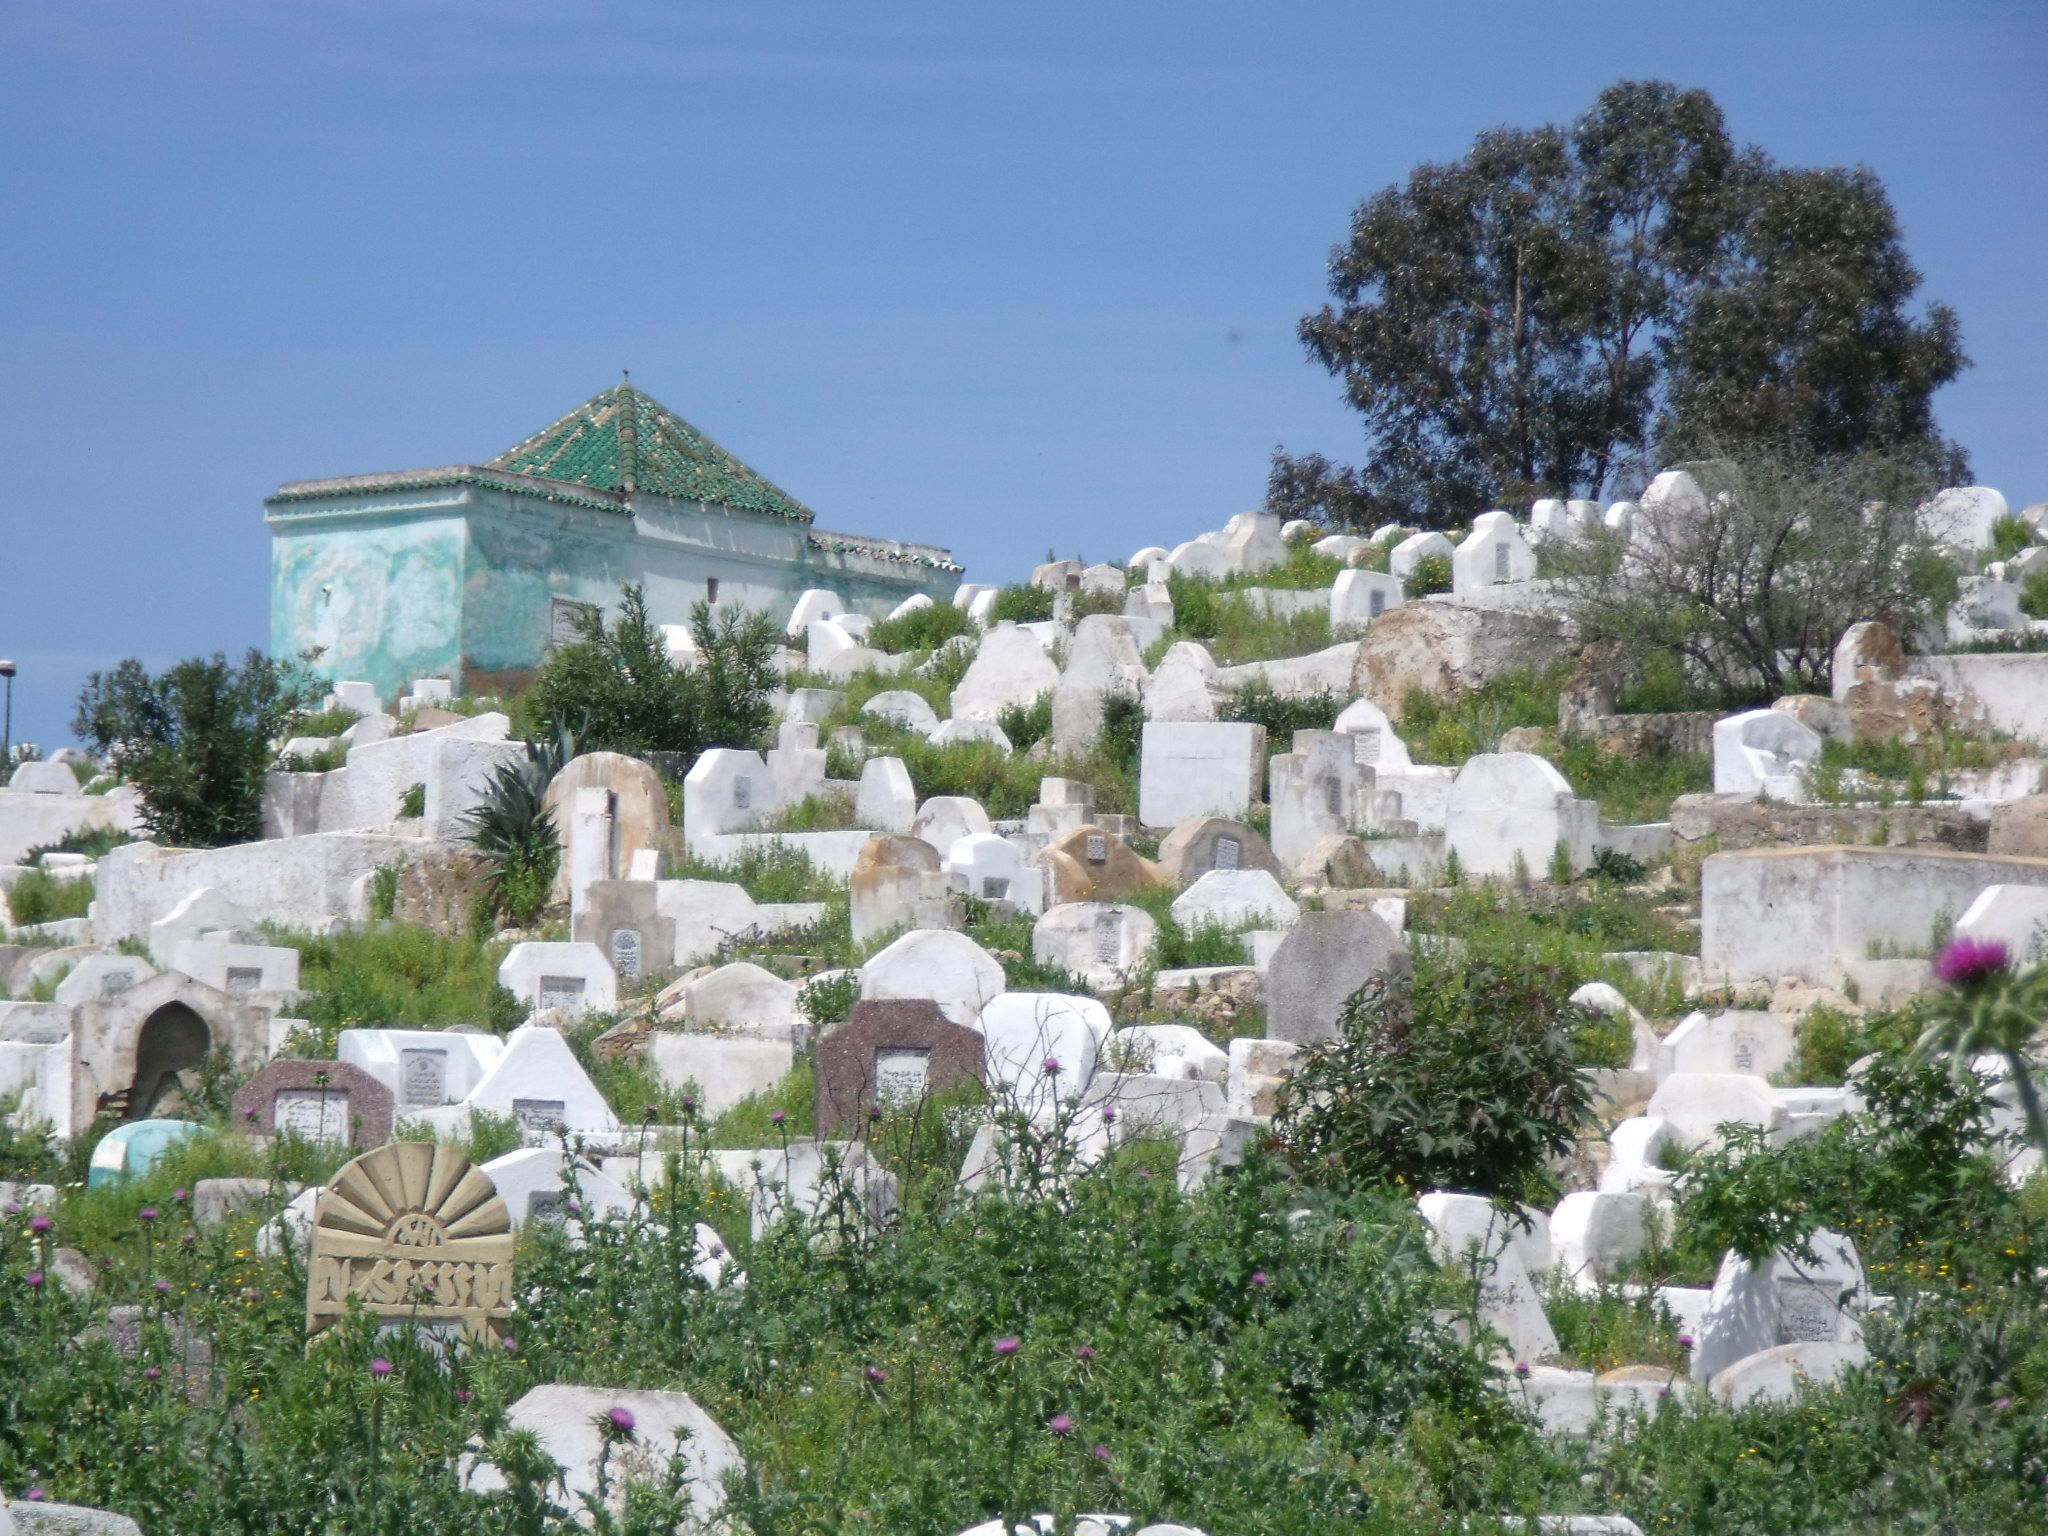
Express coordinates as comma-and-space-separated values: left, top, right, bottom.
1155, 816, 1282, 885
306, 1141, 514, 1343
1037, 824, 1166, 904
542, 752, 672, 904
850, 834, 956, 946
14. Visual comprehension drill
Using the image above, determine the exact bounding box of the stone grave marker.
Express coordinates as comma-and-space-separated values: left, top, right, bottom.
1264, 910, 1410, 1044
1155, 816, 1283, 884
306, 1141, 514, 1344
232, 1059, 393, 1148
814, 998, 986, 1137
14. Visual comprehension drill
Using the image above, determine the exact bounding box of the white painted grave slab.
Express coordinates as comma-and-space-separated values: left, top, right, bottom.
1137, 721, 1265, 828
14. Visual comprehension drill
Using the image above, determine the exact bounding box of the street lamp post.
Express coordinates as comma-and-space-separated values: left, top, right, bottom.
0, 660, 14, 773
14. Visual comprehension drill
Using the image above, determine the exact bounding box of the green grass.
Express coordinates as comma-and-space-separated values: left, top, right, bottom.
23, 825, 135, 862
868, 601, 972, 655
4, 869, 94, 926
703, 1058, 818, 1147
1545, 736, 1712, 823
1218, 678, 1343, 742
1161, 575, 1337, 665
1541, 1280, 1686, 1373
288, 706, 362, 739
671, 841, 845, 904
277, 923, 526, 1048
1402, 663, 1572, 765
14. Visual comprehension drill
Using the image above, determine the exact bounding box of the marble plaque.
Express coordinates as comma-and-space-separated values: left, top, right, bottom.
274, 1088, 351, 1146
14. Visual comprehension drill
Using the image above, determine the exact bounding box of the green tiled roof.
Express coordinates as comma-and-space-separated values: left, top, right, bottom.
489, 382, 815, 522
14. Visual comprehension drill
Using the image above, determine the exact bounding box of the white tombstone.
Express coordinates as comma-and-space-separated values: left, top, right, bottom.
145, 886, 256, 966
859, 929, 1006, 1025
886, 592, 935, 622
854, 756, 917, 834
51, 953, 156, 1005
1220, 511, 1287, 573
1953, 883, 2048, 964
1549, 1192, 1655, 1290
1451, 511, 1538, 598
943, 832, 1039, 912
339, 1027, 507, 1111
1329, 568, 1406, 629
1169, 868, 1300, 931
1646, 1073, 1787, 1151
863, 690, 942, 735
1444, 752, 1597, 879
480, 1146, 637, 1227
1603, 501, 1637, 539
330, 681, 381, 716
977, 991, 1113, 1108
463, 1023, 623, 1146
1416, 1190, 1554, 1280
680, 961, 800, 1035
1640, 469, 1707, 521
1137, 721, 1265, 828
1143, 641, 1223, 723
1332, 697, 1414, 770
1389, 530, 1455, 581
911, 796, 995, 858
1051, 614, 1151, 752
1691, 1229, 1867, 1383
1654, 1011, 1797, 1083
682, 748, 774, 845
1416, 1192, 1558, 1365
1108, 1023, 1229, 1083
8, 760, 81, 795
1123, 578, 1174, 625
1528, 499, 1572, 542
949, 623, 1061, 720
1031, 902, 1158, 992
1165, 538, 1230, 579
786, 589, 846, 637
167, 938, 300, 998
1709, 1340, 1869, 1407
1918, 485, 2010, 552
1126, 544, 1171, 570
1711, 710, 1821, 799
649, 1033, 796, 1118
464, 1383, 741, 1523
1312, 533, 1369, 562
1367, 523, 1408, 547
498, 942, 618, 1018
1267, 729, 1373, 869
929, 717, 1013, 754
952, 581, 996, 612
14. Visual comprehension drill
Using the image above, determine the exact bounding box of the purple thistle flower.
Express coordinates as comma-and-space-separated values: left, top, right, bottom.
154, 1279, 171, 1293
865, 1365, 886, 1384
1677, 1333, 1694, 1349
26, 1271, 43, 1289
456, 1389, 473, 1403
1093, 1444, 1111, 1462
1995, 1396, 2012, 1410
1074, 1344, 1097, 1362
243, 1106, 258, 1121
771, 1109, 787, 1126
1042, 1057, 1061, 1076
30, 1213, 52, 1233
1935, 935, 2010, 987
1100, 1106, 1116, 1124
994, 1336, 1020, 1357
26, 1488, 45, 1502
502, 1335, 518, 1354
1048, 1413, 1074, 1436
1250, 1271, 1269, 1289
139, 1208, 159, 1222
1514, 1361, 1531, 1378
145, 1367, 161, 1380
681, 1094, 697, 1114
371, 1358, 393, 1377
566, 1200, 582, 1216
607, 1406, 636, 1432
173, 1189, 188, 1203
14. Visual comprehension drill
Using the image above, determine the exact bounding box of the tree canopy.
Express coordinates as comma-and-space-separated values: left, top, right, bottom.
1272, 80, 1968, 528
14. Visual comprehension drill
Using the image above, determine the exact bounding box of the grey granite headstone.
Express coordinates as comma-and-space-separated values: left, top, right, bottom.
1264, 909, 1410, 1045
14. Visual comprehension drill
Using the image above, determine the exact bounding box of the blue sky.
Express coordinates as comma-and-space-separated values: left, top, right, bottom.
2, 1, 2043, 749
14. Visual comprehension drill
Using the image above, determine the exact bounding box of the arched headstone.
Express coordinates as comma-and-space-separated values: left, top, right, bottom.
306, 1141, 514, 1344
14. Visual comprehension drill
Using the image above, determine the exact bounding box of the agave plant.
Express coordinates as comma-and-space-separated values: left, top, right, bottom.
463, 720, 577, 927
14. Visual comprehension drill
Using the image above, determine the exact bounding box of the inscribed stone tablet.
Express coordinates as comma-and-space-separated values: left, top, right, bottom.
609, 928, 643, 980
513, 1099, 567, 1140
1085, 834, 1108, 864
1494, 542, 1510, 580
400, 1049, 448, 1108
538, 975, 586, 1012
981, 875, 1010, 900
1353, 729, 1380, 766
733, 777, 753, 810
1094, 910, 1121, 964
1215, 836, 1241, 871
226, 967, 263, 994
101, 972, 134, 999
875, 1048, 931, 1103
1776, 1279, 1840, 1344
275, 1089, 351, 1146
525, 1189, 564, 1224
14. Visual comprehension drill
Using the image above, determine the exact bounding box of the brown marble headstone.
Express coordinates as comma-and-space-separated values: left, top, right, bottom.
814, 999, 986, 1138
232, 1059, 394, 1148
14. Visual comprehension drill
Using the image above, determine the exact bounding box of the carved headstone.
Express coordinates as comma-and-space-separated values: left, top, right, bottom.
813, 999, 985, 1138
306, 1141, 514, 1343
231, 1059, 393, 1149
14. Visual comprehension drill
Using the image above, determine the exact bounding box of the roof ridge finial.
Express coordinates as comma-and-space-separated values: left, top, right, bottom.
616, 369, 639, 494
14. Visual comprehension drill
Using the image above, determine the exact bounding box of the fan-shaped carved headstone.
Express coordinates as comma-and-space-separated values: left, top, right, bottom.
306, 1141, 514, 1343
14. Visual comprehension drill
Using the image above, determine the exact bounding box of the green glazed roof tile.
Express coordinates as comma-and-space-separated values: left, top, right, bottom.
489, 382, 816, 522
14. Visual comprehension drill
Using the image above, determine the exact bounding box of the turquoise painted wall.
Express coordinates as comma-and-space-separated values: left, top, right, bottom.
269, 478, 959, 704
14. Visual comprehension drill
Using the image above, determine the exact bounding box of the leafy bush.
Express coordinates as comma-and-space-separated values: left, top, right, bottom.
398, 782, 427, 819
23, 825, 134, 862
1402, 664, 1571, 766
988, 584, 1056, 624
2022, 569, 2048, 621
291, 706, 362, 739
1277, 950, 1597, 1203
284, 923, 526, 1041
527, 583, 778, 764
868, 600, 971, 654
1219, 678, 1342, 741
1407, 553, 1452, 595
4, 869, 93, 926
1988, 516, 2036, 563
997, 693, 1053, 754
73, 649, 319, 847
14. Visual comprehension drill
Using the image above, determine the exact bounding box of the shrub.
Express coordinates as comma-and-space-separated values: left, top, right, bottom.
461, 727, 571, 928
398, 782, 427, 819
1408, 552, 1452, 595
868, 600, 971, 654
2022, 569, 2048, 621
987, 584, 1056, 624
4, 869, 93, 926
284, 922, 526, 1041
1988, 516, 2035, 563
73, 649, 319, 847
1220, 678, 1342, 740
527, 583, 778, 764
1276, 950, 1597, 1203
